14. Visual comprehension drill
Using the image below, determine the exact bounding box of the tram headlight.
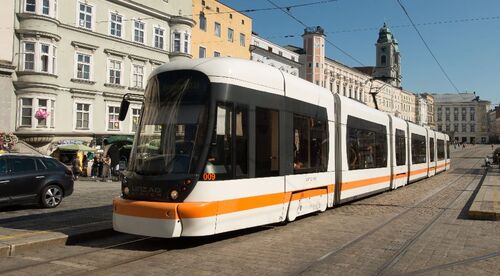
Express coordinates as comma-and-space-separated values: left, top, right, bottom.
123, 186, 130, 195
170, 190, 179, 200
184, 179, 192, 185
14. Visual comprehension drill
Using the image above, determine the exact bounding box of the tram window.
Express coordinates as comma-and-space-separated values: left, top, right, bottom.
411, 133, 427, 164
429, 137, 435, 162
235, 105, 248, 177
347, 116, 387, 170
293, 115, 328, 173
395, 129, 406, 166
205, 103, 233, 179
256, 108, 279, 177
437, 139, 445, 160
205, 103, 248, 179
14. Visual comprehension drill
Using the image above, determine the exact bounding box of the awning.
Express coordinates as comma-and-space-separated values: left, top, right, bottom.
103, 135, 134, 145
58, 144, 95, 152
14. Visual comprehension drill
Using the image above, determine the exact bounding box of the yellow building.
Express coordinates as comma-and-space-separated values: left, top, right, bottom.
191, 0, 252, 59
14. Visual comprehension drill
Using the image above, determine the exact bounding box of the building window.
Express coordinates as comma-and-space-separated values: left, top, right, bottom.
22, 42, 35, 71
21, 41, 56, 74
37, 99, 48, 127
108, 59, 121, 84
240, 33, 246, 47
108, 106, 120, 130
78, 2, 93, 30
76, 53, 91, 80
40, 44, 49, 72
133, 20, 145, 43
42, 0, 50, 15
110, 13, 122, 38
227, 28, 234, 42
199, 13, 206, 31
173, 32, 181, 52
184, 33, 189, 53
470, 124, 475, 133
454, 123, 459, 132
25, 0, 36, 12
20, 98, 33, 127
381, 55, 386, 65
19, 97, 55, 128
462, 123, 466, 132
445, 107, 450, 121
50, 99, 55, 128
199, 46, 206, 58
453, 107, 458, 121
213, 51, 220, 57
214, 22, 221, 37
154, 27, 164, 49
132, 64, 144, 88
462, 107, 466, 121
470, 107, 475, 121
131, 108, 140, 132
75, 103, 90, 129
438, 124, 442, 131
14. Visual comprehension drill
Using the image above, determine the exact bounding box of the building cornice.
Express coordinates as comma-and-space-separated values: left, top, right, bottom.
16, 29, 61, 41
17, 12, 60, 25
71, 41, 99, 52
60, 24, 171, 56
250, 45, 301, 67
107, 0, 194, 27
104, 49, 128, 58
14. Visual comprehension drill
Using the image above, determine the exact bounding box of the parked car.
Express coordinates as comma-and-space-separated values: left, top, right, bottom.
0, 153, 74, 208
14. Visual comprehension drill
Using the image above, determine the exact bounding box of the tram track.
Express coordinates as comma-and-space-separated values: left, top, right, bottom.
1, 151, 487, 275
0, 236, 154, 274
296, 157, 484, 275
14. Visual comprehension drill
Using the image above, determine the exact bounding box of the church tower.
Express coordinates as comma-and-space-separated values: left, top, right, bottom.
302, 26, 325, 87
373, 23, 401, 87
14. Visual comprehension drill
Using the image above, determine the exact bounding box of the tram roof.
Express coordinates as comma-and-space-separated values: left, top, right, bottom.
152, 57, 285, 94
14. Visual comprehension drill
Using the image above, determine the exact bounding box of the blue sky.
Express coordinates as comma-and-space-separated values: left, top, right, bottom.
219, 0, 500, 107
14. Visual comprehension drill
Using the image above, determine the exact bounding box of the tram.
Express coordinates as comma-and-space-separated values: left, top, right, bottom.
113, 58, 451, 238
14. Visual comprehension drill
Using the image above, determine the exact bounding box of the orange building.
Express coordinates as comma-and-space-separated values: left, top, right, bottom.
191, 0, 252, 59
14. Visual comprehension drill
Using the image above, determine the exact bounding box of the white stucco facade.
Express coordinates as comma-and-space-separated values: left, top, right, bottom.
1, 0, 194, 152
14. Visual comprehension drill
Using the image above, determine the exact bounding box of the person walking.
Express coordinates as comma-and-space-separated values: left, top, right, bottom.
102, 155, 112, 182
82, 155, 88, 177
71, 155, 81, 180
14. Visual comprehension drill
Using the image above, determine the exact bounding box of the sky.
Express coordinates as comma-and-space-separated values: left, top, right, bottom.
219, 0, 500, 107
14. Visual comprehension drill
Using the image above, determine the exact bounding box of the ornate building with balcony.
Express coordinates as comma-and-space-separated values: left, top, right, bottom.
0, 0, 194, 153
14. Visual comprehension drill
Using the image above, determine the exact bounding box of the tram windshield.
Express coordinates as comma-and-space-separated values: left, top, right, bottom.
130, 70, 210, 175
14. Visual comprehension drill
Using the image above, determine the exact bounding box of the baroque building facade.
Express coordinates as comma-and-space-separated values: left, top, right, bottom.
284, 25, 422, 123
250, 33, 300, 77
0, 0, 194, 152
191, 0, 252, 59
433, 93, 491, 144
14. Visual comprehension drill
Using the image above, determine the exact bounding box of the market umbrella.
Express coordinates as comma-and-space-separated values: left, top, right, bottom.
58, 144, 95, 152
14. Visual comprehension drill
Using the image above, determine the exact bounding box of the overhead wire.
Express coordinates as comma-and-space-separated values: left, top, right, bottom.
396, 0, 460, 93
265, 0, 365, 66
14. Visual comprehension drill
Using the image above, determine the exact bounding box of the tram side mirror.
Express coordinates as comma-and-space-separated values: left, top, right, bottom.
119, 99, 130, 121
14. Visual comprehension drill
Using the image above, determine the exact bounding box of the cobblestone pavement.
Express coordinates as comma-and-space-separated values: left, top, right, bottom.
0, 180, 120, 231
1, 145, 499, 275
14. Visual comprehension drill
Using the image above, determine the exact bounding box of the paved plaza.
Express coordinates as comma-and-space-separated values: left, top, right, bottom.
0, 145, 499, 275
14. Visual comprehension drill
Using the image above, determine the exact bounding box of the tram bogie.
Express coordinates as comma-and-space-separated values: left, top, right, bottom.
113, 58, 450, 238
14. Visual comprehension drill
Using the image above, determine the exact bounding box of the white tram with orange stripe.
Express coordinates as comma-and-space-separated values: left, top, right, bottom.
113, 58, 450, 238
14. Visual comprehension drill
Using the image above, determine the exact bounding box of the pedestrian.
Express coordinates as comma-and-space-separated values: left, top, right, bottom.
91, 156, 98, 179
102, 155, 112, 182
82, 155, 88, 177
97, 155, 103, 178
71, 155, 81, 180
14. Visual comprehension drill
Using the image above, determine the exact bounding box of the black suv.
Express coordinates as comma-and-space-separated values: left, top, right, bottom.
0, 153, 74, 208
